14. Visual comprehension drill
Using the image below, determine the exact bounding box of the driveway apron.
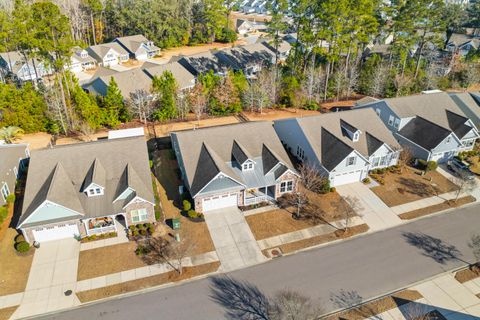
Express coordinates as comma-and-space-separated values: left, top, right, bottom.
204, 207, 266, 272
12, 238, 80, 319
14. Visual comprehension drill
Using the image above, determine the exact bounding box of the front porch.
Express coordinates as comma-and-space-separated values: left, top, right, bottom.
244, 186, 276, 206
83, 214, 128, 236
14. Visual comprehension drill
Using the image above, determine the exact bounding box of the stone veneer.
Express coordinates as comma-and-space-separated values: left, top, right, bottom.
124, 200, 156, 225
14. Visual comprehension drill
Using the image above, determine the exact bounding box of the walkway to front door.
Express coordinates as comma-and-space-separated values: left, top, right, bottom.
204, 207, 266, 272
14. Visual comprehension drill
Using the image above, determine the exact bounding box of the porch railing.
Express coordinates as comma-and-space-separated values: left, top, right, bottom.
87, 225, 116, 236
245, 195, 275, 206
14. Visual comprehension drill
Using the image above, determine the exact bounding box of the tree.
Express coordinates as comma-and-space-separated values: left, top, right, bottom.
72, 83, 103, 130
334, 195, 362, 232
449, 171, 478, 202
368, 63, 390, 98
102, 77, 126, 127
152, 71, 178, 121
188, 83, 207, 125
0, 126, 24, 144
397, 147, 414, 171
128, 89, 154, 124
468, 234, 480, 271
210, 73, 241, 115
270, 290, 323, 320
298, 163, 328, 194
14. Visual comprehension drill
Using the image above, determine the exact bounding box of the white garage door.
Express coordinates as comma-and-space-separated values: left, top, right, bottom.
331, 170, 363, 186
202, 193, 238, 212
32, 223, 79, 243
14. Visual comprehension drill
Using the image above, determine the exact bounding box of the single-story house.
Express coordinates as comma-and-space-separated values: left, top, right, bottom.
114, 35, 160, 60
177, 51, 230, 77
215, 43, 275, 78
142, 61, 195, 90
67, 47, 97, 73
274, 109, 401, 187
356, 92, 480, 163
0, 51, 53, 83
0, 144, 29, 206
17, 136, 155, 244
446, 33, 480, 56
171, 122, 298, 213
86, 43, 130, 67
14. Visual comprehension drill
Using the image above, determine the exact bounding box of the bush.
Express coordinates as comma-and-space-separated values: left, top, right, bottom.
108, 232, 117, 237
148, 226, 155, 234
129, 225, 136, 231
302, 101, 319, 111
183, 200, 192, 212
135, 245, 149, 256
319, 179, 331, 194
15, 234, 25, 243
89, 234, 97, 241
0, 206, 7, 224
188, 210, 203, 219
139, 229, 147, 236
6, 194, 15, 204
155, 208, 162, 221
145, 223, 152, 228
426, 161, 438, 171
132, 230, 139, 237
330, 187, 336, 193
15, 241, 30, 253
149, 160, 153, 168
137, 224, 145, 230
416, 159, 428, 170
362, 177, 370, 184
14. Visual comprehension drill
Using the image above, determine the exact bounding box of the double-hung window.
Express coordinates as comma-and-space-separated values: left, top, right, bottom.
388, 115, 394, 126
1, 183, 10, 202
296, 145, 305, 160
131, 208, 149, 223
242, 162, 254, 171
346, 156, 356, 166
280, 181, 293, 193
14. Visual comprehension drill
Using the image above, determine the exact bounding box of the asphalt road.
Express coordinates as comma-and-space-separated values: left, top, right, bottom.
38, 204, 480, 320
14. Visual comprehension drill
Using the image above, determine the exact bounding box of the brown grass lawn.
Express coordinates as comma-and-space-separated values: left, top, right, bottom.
371, 168, 458, 207
324, 289, 423, 320
152, 149, 215, 255
77, 242, 146, 281
246, 192, 350, 240
467, 156, 480, 175
399, 196, 476, 220
455, 266, 480, 283
0, 228, 34, 296
243, 108, 321, 121
77, 261, 220, 303
0, 306, 18, 320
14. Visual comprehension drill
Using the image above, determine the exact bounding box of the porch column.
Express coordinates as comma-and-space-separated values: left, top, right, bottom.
83, 219, 90, 236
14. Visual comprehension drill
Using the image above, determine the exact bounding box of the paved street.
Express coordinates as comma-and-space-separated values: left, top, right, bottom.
38, 203, 480, 320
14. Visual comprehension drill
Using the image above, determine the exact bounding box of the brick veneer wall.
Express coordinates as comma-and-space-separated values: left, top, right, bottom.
124, 200, 155, 225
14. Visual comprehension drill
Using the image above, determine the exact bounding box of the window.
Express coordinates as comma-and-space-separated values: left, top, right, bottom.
372, 157, 380, 167
1, 183, 10, 201
388, 115, 394, 126
242, 162, 254, 171
380, 156, 387, 166
13, 166, 18, 178
346, 156, 356, 166
463, 140, 474, 147
280, 181, 293, 193
131, 208, 148, 223
353, 132, 359, 142
296, 145, 305, 160
87, 187, 104, 196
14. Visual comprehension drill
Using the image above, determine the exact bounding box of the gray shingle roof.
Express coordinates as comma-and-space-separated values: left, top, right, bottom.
171, 122, 295, 196
18, 136, 153, 227
399, 116, 451, 150
449, 92, 480, 130
86, 43, 129, 61
177, 51, 229, 76
321, 128, 354, 171
0, 144, 28, 206
115, 35, 159, 54
142, 61, 195, 90
215, 43, 275, 70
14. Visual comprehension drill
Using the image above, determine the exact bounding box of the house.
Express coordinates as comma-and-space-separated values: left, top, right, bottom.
241, 0, 268, 14
114, 35, 160, 60
215, 43, 275, 78
67, 47, 97, 73
261, 40, 291, 61
141, 61, 195, 90
362, 44, 392, 60
86, 43, 129, 67
356, 92, 480, 163
171, 122, 298, 213
236, 20, 255, 35
177, 51, 230, 77
446, 33, 480, 56
450, 92, 480, 130
17, 136, 155, 244
0, 144, 29, 207
274, 109, 401, 187
0, 51, 53, 82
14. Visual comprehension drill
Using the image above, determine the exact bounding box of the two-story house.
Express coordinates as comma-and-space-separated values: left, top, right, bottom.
274, 109, 402, 187
215, 43, 275, 78
356, 92, 480, 163
114, 35, 160, 60
86, 43, 129, 67
171, 122, 298, 213
17, 136, 155, 244
67, 47, 97, 73
0, 144, 29, 207
0, 51, 53, 83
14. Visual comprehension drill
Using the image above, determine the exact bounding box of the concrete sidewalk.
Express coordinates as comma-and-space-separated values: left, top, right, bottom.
75, 251, 219, 293
390, 190, 470, 215
12, 238, 81, 319
204, 207, 266, 272
257, 216, 365, 250
336, 182, 402, 231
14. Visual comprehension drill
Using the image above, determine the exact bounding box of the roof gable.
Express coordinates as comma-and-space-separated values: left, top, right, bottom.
321, 128, 353, 171
398, 116, 451, 150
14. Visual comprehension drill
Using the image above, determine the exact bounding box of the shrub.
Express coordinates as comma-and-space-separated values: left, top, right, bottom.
330, 187, 336, 193
155, 208, 162, 221
137, 224, 145, 230
303, 101, 319, 111
89, 234, 97, 241
135, 245, 149, 256
426, 161, 438, 171
188, 210, 201, 219
416, 159, 428, 170
132, 230, 139, 237
139, 229, 147, 236
362, 177, 370, 184
149, 160, 153, 168
129, 225, 136, 231
183, 200, 192, 212
108, 232, 117, 237
319, 179, 331, 194
15, 234, 25, 243
148, 226, 155, 234
6, 194, 15, 204
15, 241, 30, 253
145, 223, 152, 228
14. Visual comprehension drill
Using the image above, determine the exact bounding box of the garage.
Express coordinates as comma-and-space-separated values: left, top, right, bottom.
331, 170, 363, 186
32, 223, 79, 243
202, 193, 238, 212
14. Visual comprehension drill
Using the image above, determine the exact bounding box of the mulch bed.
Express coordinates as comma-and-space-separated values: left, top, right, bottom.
323, 290, 423, 320
455, 265, 480, 283
399, 196, 476, 220
76, 261, 220, 303
0, 306, 18, 320
262, 224, 369, 256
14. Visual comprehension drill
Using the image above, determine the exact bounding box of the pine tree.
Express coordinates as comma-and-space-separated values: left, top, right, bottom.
152, 71, 178, 121
102, 77, 125, 128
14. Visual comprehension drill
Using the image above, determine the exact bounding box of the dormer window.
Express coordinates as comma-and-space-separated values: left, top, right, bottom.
242, 162, 254, 171
86, 186, 104, 197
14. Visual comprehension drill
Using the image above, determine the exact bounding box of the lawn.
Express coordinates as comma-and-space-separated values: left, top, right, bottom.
0, 228, 34, 296
77, 261, 220, 303
246, 191, 352, 240
466, 155, 480, 175
0, 306, 18, 320
370, 167, 458, 207
399, 196, 476, 220
152, 149, 215, 255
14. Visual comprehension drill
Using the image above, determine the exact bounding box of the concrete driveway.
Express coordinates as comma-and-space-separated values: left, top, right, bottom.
12, 238, 80, 319
336, 182, 402, 231
204, 207, 266, 272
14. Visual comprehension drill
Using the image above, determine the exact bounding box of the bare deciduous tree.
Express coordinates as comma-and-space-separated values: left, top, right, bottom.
402, 302, 434, 320
175, 91, 190, 120
449, 171, 478, 202
128, 89, 154, 124
298, 163, 328, 194
270, 289, 323, 320
397, 147, 414, 172
368, 63, 389, 98
333, 195, 362, 232
188, 83, 207, 125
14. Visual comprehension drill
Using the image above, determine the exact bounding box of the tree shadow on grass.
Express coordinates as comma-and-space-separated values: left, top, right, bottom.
209, 275, 271, 320
402, 232, 467, 265
397, 177, 436, 198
